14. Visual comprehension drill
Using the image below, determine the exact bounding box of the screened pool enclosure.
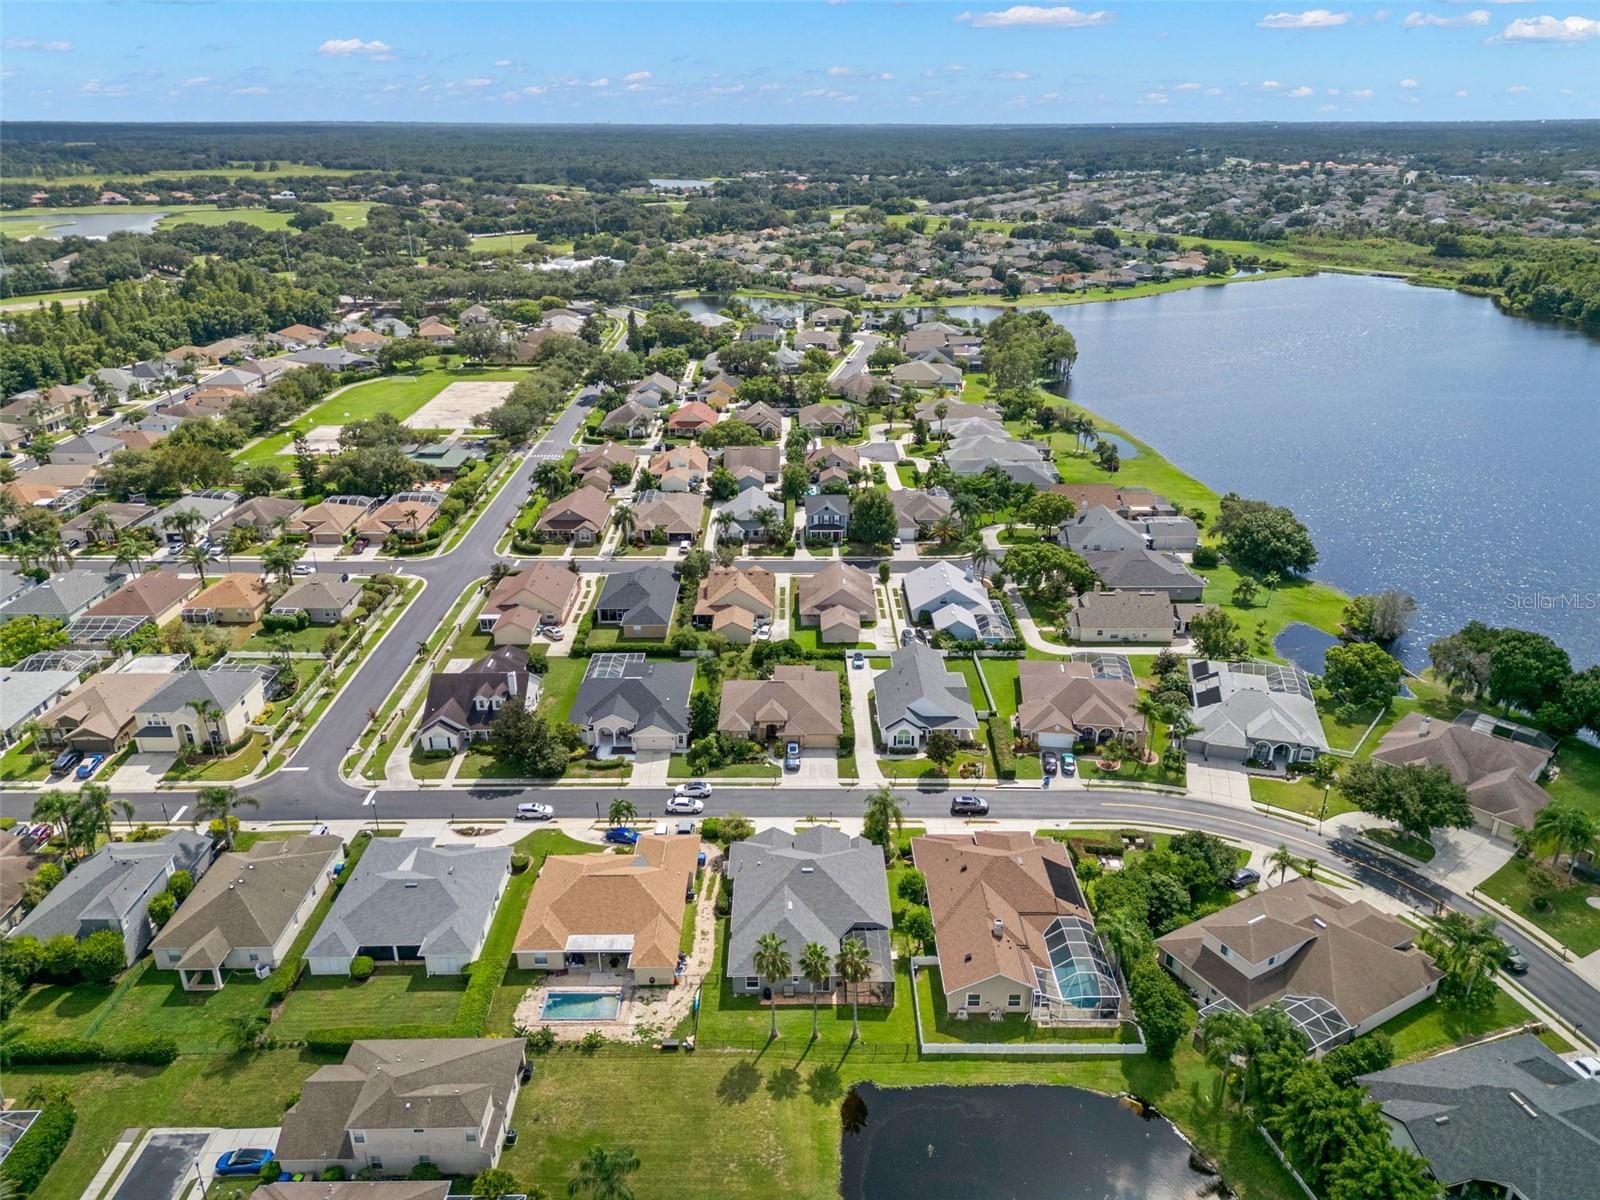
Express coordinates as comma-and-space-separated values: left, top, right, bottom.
1030, 916, 1122, 1023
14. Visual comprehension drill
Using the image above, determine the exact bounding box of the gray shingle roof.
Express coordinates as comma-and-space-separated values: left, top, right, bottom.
0, 570, 126, 621
140, 669, 265, 716
572, 657, 693, 735
595, 567, 679, 627
1082, 548, 1204, 593
12, 831, 211, 948
873, 643, 976, 736
726, 826, 892, 982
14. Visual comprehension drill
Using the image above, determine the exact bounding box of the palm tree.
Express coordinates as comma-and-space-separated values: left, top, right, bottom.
1094, 908, 1149, 971
614, 504, 636, 546
567, 1145, 641, 1200
31, 790, 80, 860
261, 542, 302, 588
1420, 912, 1504, 1004
181, 542, 211, 584
1197, 1009, 1253, 1109
966, 540, 993, 581
756, 504, 784, 545
608, 797, 637, 826
754, 932, 792, 1040
834, 936, 872, 1042
863, 784, 904, 859
163, 508, 204, 546
85, 508, 120, 547
800, 941, 833, 1042
192, 785, 259, 849
1267, 844, 1300, 885
1533, 802, 1599, 879
1262, 571, 1281, 608
934, 400, 950, 440
185, 698, 225, 753
70, 784, 132, 859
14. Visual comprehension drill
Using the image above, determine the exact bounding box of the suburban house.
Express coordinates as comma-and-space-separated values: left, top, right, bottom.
357, 497, 440, 542
82, 571, 200, 629
1017, 659, 1145, 753
600, 401, 654, 438
514, 834, 699, 985
913, 831, 1121, 1023
405, 440, 476, 480
289, 497, 377, 546
11, 830, 213, 966
275, 1038, 525, 1178
804, 494, 850, 542
713, 489, 784, 543
534, 487, 611, 546
666, 401, 719, 436
796, 404, 857, 436
211, 495, 303, 538
593, 568, 678, 639
477, 564, 580, 645
61, 502, 157, 548
648, 446, 710, 489
1058, 506, 1149, 554
0, 570, 125, 624
805, 444, 860, 476
1142, 515, 1200, 551
796, 561, 876, 643
0, 829, 48, 932
47, 432, 122, 466
734, 402, 783, 437
0, 661, 83, 749
719, 665, 843, 748
1067, 590, 1176, 644
720, 446, 781, 483
182, 573, 272, 624
1371, 711, 1555, 839
1081, 548, 1205, 601
692, 565, 775, 643
943, 433, 1057, 488
889, 488, 954, 541
150, 834, 343, 990
572, 442, 636, 481
151, 490, 241, 547
1359, 1034, 1600, 1200
37, 671, 170, 751
131, 669, 267, 754
629, 490, 704, 542
1155, 877, 1443, 1051
572, 653, 694, 755
1050, 484, 1176, 520
902, 560, 1012, 643
416, 316, 456, 344
271, 577, 364, 625
726, 826, 894, 1002
1186, 659, 1329, 765
306, 839, 512, 977
414, 648, 535, 753
874, 642, 978, 751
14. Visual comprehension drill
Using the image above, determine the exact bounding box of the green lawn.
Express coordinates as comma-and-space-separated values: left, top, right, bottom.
669, 755, 781, 780
161, 732, 268, 782
0, 735, 52, 782
1374, 988, 1544, 1064
1479, 854, 1600, 957
1362, 826, 1436, 863
0, 202, 372, 240
1547, 737, 1600, 821
539, 656, 589, 722
0, 286, 106, 309
1249, 775, 1354, 820
240, 622, 351, 654
914, 965, 1136, 1044
273, 966, 466, 1041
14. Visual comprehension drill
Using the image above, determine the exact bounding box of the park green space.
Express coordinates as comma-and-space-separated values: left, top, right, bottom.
0, 287, 107, 309
0, 202, 372, 241
4, 162, 360, 185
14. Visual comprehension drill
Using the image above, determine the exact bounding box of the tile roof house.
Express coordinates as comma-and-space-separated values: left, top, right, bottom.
132, 668, 267, 754
666, 400, 719, 435
151, 491, 241, 546
307, 839, 512, 977
693, 565, 775, 643
84, 571, 200, 627
648, 445, 709, 488
12, 830, 213, 965
572, 654, 694, 754
0, 829, 49, 932
275, 1038, 526, 1178
629, 490, 704, 542
182, 572, 272, 624
60, 502, 157, 548
594, 567, 678, 639
0, 570, 126, 624
150, 834, 343, 990
1067, 589, 1177, 644
805, 444, 860, 475
1371, 712, 1554, 839
1156, 877, 1443, 1050
271, 577, 364, 625
1017, 659, 1145, 753
357, 498, 441, 541
478, 564, 580, 645
874, 642, 978, 751
1359, 1034, 1600, 1200
719, 665, 844, 748
534, 486, 611, 545
726, 826, 893, 1001
1082, 548, 1204, 600
796, 561, 875, 643
913, 831, 1120, 1023
514, 834, 699, 985
1187, 659, 1329, 765
415, 648, 535, 754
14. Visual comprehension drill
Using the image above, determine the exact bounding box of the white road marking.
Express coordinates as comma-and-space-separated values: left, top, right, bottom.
361, 789, 377, 807
170, 805, 188, 823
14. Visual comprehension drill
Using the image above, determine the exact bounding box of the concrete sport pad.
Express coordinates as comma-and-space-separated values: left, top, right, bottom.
403, 380, 515, 430
276, 424, 345, 454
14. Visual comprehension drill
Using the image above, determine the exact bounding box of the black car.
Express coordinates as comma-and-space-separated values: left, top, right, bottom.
49, 749, 83, 776
1227, 867, 1261, 890
950, 794, 989, 816
1501, 944, 1529, 975
1040, 751, 1058, 776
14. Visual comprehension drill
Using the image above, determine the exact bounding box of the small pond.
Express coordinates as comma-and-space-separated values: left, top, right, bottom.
0, 210, 169, 239
1273, 621, 1341, 676
838, 1083, 1224, 1200
662, 292, 805, 323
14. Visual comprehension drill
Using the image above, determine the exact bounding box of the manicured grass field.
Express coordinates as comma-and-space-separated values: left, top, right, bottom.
669, 756, 781, 780
1479, 854, 1600, 957
1547, 737, 1600, 821
469, 232, 574, 255
272, 966, 466, 1041
10, 162, 360, 184
161, 732, 269, 782
1362, 826, 1437, 863
0, 201, 372, 240
1249, 775, 1354, 819
1374, 988, 1546, 1064
0, 735, 51, 782
914, 965, 1135, 1044
0, 286, 106, 309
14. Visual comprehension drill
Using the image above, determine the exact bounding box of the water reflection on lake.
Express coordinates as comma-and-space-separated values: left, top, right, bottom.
0, 211, 168, 239
838, 1083, 1222, 1200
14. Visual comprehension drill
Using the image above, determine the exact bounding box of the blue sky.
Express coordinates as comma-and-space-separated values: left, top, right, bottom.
3, 1, 1597, 124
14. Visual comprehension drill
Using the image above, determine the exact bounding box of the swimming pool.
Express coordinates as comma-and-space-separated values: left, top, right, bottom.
540, 990, 622, 1021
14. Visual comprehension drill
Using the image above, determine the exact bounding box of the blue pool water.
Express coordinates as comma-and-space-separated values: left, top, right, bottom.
540, 991, 621, 1021
1052, 965, 1101, 1008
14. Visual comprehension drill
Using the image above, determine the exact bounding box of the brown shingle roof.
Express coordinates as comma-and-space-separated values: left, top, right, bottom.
86, 571, 199, 619
1017, 660, 1142, 737
718, 665, 843, 740
1371, 713, 1552, 828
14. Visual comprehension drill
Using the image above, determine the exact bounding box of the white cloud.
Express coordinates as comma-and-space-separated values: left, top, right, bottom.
1258, 10, 1352, 28
758, 82, 785, 92
992, 69, 1032, 79
1141, 90, 1170, 104
79, 78, 129, 96
232, 85, 269, 95
1498, 14, 1600, 40
827, 65, 854, 76
1319, 103, 1339, 110
1206, 86, 1224, 95
709, 84, 745, 94
462, 77, 493, 88
1400, 77, 1421, 86
1507, 83, 1531, 90
522, 85, 546, 95
42, 41, 73, 52
494, 59, 513, 68
955, 5, 1114, 29
1456, 87, 1470, 94
180, 75, 210, 87
1404, 9, 1489, 24
828, 66, 893, 80
1287, 84, 1315, 96
4, 38, 74, 51
1174, 81, 1204, 90
923, 63, 968, 77
624, 70, 652, 82
1260, 79, 1282, 88
588, 77, 609, 87
1326, 86, 1342, 93
317, 38, 394, 59
1351, 87, 1374, 96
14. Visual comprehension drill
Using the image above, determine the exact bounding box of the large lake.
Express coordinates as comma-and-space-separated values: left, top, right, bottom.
939, 276, 1599, 669
0, 210, 168, 239
838, 1083, 1218, 1199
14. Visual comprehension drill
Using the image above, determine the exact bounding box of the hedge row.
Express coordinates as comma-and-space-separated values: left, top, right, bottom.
0, 1101, 75, 1196
985, 719, 1017, 781
3, 1034, 178, 1066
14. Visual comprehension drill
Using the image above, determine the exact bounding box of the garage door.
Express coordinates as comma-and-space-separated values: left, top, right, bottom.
631, 732, 676, 751
1037, 731, 1076, 750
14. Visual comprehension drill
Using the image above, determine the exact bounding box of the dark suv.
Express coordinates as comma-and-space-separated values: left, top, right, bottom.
950, 794, 989, 816
49, 749, 83, 776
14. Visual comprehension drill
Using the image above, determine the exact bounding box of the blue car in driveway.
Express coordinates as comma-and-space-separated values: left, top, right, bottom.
604, 827, 640, 846
74, 753, 106, 781
214, 1148, 274, 1176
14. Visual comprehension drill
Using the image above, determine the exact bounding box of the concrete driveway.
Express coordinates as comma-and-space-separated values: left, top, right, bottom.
110, 752, 171, 789
788, 747, 837, 784
632, 749, 671, 786
1185, 758, 1253, 807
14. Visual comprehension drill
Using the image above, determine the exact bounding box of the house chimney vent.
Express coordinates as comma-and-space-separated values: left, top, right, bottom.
1421, 716, 1432, 736
992, 919, 1004, 939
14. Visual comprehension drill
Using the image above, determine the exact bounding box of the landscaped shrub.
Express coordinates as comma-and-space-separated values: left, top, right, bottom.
526, 1025, 557, 1054
1323, 1032, 1395, 1086
509, 852, 531, 874
408, 1163, 444, 1181
146, 891, 177, 929
895, 869, 927, 906
1126, 959, 1192, 1059
0, 1100, 75, 1195
1191, 545, 1220, 569
319, 1167, 346, 1181
349, 955, 375, 980
1, 935, 42, 984
3, 1034, 178, 1066
39, 935, 78, 980
986, 719, 1017, 780
261, 612, 310, 634
259, 1157, 281, 1183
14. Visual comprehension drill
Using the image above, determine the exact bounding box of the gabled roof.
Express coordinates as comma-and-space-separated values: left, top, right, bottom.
903, 560, 988, 615
1061, 505, 1147, 551
13, 831, 210, 943
484, 563, 579, 619
39, 671, 169, 742
1082, 548, 1204, 592
630, 490, 703, 536
274, 577, 363, 613
1068, 589, 1175, 634
572, 655, 693, 734
187, 573, 271, 612
720, 446, 780, 477
796, 560, 875, 620
726, 826, 892, 981
573, 442, 636, 473
1372, 713, 1552, 827
594, 567, 678, 625
695, 566, 775, 618
874, 643, 976, 735
1188, 659, 1328, 753
86, 571, 198, 619
0, 570, 125, 620
138, 668, 265, 716
889, 488, 953, 527
536, 487, 611, 533
719, 665, 843, 739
